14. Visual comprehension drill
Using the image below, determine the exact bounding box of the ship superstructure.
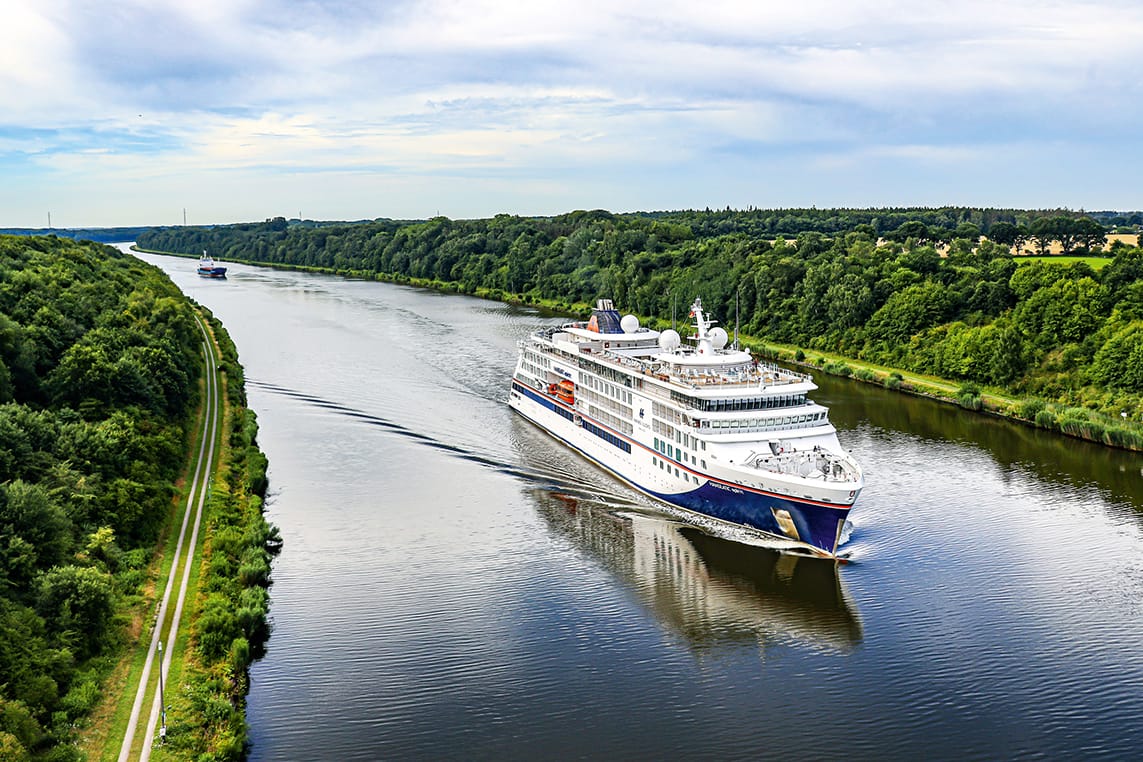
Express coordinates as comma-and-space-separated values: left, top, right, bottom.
508, 298, 863, 558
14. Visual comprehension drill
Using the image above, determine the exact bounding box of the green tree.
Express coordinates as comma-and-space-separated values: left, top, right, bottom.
987, 221, 1027, 252
1072, 217, 1107, 253
1028, 216, 1059, 255
0, 481, 72, 595
1091, 321, 1143, 391
866, 281, 954, 344
36, 565, 115, 659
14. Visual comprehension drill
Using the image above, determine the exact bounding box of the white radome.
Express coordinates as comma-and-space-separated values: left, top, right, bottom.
659, 329, 681, 351
621, 314, 640, 333
709, 327, 729, 349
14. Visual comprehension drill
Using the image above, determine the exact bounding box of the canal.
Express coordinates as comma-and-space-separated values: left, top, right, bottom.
133, 249, 1143, 760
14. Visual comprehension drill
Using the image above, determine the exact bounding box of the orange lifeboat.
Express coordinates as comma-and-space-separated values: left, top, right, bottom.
556, 379, 575, 404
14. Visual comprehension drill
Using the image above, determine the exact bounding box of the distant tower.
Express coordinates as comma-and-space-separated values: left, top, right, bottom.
47, 211, 52, 229
183, 208, 187, 225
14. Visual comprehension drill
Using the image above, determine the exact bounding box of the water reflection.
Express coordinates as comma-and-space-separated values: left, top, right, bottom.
815, 372, 1143, 517
533, 491, 862, 655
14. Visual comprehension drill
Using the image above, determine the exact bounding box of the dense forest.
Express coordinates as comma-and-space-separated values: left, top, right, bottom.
137, 207, 1143, 445
0, 235, 203, 758
0, 235, 276, 761
0, 227, 160, 245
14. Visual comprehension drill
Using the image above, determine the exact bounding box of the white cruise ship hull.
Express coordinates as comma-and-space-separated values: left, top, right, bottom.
510, 379, 853, 557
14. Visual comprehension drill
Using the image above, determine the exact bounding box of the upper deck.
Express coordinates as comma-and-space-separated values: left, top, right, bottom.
530, 324, 812, 398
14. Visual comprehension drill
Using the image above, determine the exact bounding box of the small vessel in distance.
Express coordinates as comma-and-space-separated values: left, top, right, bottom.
197, 251, 227, 278
509, 298, 864, 558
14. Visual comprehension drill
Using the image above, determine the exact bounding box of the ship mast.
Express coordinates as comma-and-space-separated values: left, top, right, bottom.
690, 298, 715, 355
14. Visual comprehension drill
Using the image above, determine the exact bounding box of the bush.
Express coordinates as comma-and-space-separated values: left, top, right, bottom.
957, 392, 984, 410
856, 368, 876, 382
195, 595, 241, 660
958, 381, 982, 397
1018, 398, 1046, 421
884, 372, 904, 390
228, 637, 251, 673
237, 554, 271, 588
1106, 427, 1143, 449
794, 349, 806, 362
823, 361, 853, 377
1034, 409, 1057, 428
60, 678, 101, 719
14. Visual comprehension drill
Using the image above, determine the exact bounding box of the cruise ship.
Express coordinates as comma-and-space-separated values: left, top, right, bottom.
509, 298, 864, 558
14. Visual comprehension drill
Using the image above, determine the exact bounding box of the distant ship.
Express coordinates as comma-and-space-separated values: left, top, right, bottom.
197, 251, 227, 278
509, 298, 864, 558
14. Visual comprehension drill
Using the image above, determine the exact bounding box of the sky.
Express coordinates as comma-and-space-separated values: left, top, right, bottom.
3, 0, 1143, 228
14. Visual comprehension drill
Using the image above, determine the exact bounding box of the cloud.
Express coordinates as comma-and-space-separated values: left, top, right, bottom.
3, 1, 1143, 225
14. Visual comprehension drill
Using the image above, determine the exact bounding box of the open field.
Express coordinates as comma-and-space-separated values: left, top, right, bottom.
1013, 255, 1113, 269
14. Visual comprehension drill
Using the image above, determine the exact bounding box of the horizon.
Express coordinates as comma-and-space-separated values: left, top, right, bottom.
5, 1, 1143, 228
6, 204, 1143, 234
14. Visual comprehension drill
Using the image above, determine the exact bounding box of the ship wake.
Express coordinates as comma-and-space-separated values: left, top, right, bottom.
247, 380, 643, 509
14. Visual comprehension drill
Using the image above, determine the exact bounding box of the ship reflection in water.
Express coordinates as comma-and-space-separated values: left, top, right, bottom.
534, 491, 863, 655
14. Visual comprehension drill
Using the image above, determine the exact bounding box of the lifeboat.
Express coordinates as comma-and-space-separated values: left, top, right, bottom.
556, 379, 575, 405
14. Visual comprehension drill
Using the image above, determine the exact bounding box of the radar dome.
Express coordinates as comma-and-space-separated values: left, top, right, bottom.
659, 329, 681, 351
709, 327, 729, 349
621, 314, 640, 333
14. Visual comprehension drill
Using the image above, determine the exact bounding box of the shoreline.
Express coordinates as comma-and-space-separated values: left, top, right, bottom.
131, 245, 1143, 453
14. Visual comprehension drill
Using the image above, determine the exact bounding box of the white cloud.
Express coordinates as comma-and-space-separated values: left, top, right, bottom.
4, 1, 1143, 225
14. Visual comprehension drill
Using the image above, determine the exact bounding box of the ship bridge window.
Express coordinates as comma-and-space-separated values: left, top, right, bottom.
670, 391, 807, 412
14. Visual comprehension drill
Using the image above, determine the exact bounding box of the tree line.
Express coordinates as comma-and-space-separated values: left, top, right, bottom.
137, 207, 1143, 439
1, 236, 277, 760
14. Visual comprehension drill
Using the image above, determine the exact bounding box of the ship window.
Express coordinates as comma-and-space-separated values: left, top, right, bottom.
702, 459, 707, 469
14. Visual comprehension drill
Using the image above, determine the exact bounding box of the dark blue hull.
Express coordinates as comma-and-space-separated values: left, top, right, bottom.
197, 267, 227, 278
644, 480, 849, 557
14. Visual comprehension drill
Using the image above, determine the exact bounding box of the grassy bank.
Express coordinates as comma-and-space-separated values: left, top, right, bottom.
149, 312, 277, 761
78, 309, 276, 762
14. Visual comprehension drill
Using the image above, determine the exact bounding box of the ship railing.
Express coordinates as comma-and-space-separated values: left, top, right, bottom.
665, 365, 811, 389
670, 375, 803, 389
595, 349, 648, 374
744, 448, 861, 483
704, 419, 830, 436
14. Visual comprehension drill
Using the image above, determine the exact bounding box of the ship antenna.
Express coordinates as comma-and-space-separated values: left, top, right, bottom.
734, 289, 740, 350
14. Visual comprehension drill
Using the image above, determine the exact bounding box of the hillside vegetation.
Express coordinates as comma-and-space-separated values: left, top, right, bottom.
0, 235, 203, 759
137, 208, 1143, 447
0, 234, 276, 761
